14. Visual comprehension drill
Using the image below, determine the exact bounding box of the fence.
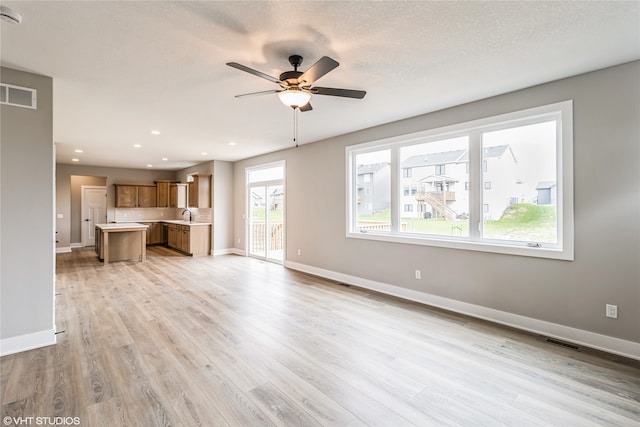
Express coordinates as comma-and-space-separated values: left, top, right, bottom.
357, 221, 407, 232
250, 221, 284, 253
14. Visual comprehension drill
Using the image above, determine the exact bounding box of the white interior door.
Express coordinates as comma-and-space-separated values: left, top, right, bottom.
82, 186, 107, 247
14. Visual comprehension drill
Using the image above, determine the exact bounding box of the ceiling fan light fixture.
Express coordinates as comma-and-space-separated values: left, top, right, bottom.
278, 88, 311, 109
0, 6, 23, 24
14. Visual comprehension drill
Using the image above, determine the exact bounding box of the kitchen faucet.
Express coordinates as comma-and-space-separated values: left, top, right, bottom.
182, 208, 192, 222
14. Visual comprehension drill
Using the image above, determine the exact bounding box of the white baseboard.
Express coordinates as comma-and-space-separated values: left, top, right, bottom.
70, 242, 83, 249
0, 328, 56, 357
285, 260, 640, 361
213, 248, 236, 256
56, 247, 72, 253
230, 248, 246, 256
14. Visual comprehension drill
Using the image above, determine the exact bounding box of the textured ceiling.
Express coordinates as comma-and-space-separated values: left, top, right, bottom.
1, 1, 638, 170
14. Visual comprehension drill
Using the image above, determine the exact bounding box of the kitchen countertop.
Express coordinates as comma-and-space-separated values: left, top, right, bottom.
115, 220, 211, 227
97, 222, 149, 230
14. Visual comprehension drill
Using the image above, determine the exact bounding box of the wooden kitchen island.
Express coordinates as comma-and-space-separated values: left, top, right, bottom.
95, 223, 148, 264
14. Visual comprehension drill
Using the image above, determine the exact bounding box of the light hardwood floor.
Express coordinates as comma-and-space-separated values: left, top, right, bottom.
2, 247, 639, 426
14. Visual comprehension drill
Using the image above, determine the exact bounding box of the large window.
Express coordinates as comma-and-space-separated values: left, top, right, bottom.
346, 101, 573, 260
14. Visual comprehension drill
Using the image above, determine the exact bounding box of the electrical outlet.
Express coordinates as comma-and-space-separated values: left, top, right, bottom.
297, 249, 301, 256
415, 269, 421, 279
606, 304, 618, 319
237, 238, 241, 244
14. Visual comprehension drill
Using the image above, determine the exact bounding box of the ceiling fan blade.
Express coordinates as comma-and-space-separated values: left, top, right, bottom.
234, 89, 281, 98
299, 102, 313, 112
310, 87, 366, 99
226, 62, 281, 84
297, 56, 339, 86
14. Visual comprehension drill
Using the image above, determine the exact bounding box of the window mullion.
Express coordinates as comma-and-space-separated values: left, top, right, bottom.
390, 146, 399, 233
468, 131, 482, 241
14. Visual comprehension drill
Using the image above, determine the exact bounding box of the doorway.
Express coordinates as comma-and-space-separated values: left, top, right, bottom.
247, 163, 285, 263
81, 185, 107, 247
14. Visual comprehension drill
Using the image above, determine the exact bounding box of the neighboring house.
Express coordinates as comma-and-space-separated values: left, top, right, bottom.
536, 181, 557, 205
401, 145, 520, 220
357, 162, 390, 216
270, 186, 284, 211
401, 149, 467, 220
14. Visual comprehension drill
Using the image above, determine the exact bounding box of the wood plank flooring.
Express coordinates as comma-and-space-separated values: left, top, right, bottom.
2, 247, 639, 426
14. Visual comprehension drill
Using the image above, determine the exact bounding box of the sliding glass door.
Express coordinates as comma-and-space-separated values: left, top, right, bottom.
247, 163, 284, 263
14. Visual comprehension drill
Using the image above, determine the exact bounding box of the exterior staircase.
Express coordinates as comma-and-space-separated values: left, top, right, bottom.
420, 192, 457, 220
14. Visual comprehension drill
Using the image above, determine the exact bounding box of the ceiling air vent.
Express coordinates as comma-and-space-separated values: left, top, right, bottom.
0, 83, 37, 109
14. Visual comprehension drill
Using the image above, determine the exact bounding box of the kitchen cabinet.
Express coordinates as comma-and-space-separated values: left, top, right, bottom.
137, 185, 157, 207
155, 181, 170, 207
166, 223, 211, 256
140, 222, 164, 245
188, 174, 211, 208
115, 185, 137, 207
95, 223, 147, 264
180, 226, 190, 252
169, 183, 188, 208
115, 184, 157, 207
167, 223, 178, 248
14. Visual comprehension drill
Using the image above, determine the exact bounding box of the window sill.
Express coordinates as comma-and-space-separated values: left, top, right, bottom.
346, 230, 573, 261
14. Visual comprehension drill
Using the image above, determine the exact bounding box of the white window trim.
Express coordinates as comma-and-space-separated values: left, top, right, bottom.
346, 100, 574, 261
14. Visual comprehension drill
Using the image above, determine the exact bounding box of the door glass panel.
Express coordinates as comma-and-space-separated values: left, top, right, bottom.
267, 184, 284, 262
249, 186, 266, 257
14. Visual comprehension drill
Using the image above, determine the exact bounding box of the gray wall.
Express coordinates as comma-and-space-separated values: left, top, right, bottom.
213, 160, 234, 253
234, 61, 640, 346
1, 67, 55, 346
175, 160, 234, 253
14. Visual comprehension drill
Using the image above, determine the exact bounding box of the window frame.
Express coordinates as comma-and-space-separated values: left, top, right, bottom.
346, 100, 574, 261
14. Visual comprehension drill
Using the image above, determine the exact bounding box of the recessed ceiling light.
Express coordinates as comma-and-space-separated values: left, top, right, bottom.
228, 142, 237, 146
74, 149, 83, 153
133, 144, 142, 148
71, 158, 80, 162
151, 130, 160, 135
162, 157, 168, 161
146, 164, 153, 168
201, 152, 208, 155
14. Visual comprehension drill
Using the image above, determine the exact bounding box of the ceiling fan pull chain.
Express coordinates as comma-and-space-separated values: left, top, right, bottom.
293, 108, 299, 148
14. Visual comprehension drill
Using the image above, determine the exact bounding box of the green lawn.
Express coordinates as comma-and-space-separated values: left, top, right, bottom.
358, 203, 557, 242
250, 207, 283, 221
484, 203, 557, 242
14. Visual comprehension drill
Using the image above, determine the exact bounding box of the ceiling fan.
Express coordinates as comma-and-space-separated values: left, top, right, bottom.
226, 55, 366, 111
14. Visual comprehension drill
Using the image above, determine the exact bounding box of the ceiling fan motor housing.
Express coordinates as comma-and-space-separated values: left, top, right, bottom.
279, 70, 303, 86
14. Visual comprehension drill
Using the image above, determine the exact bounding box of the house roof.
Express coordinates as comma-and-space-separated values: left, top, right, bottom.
419, 174, 459, 183
357, 163, 389, 175
536, 181, 557, 190
401, 149, 467, 169
402, 145, 511, 169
